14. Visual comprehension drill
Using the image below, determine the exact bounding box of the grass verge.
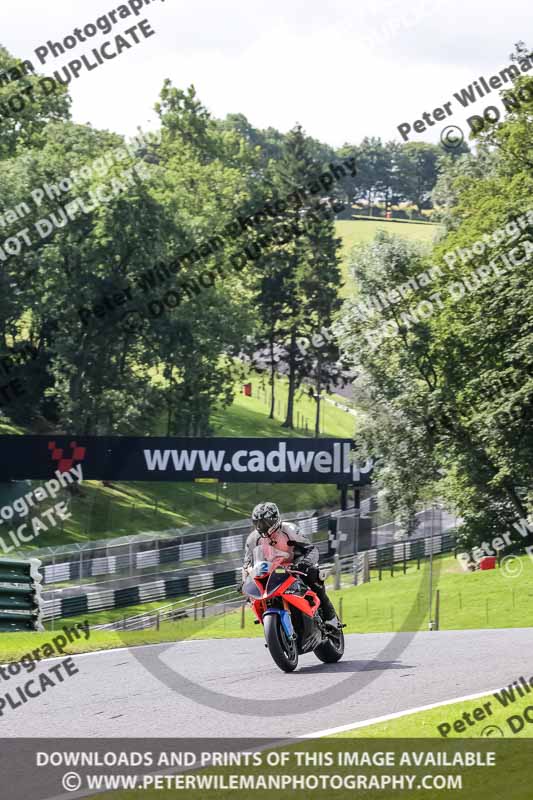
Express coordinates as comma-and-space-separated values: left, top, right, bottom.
332, 689, 533, 739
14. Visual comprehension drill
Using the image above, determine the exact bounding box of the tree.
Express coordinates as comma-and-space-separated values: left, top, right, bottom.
393, 142, 441, 213
0, 46, 71, 159
336, 62, 533, 548
305, 346, 351, 436
349, 137, 391, 215
252, 125, 343, 430
335, 233, 440, 527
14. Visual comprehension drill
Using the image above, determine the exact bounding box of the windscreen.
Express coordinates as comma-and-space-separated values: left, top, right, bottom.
252, 542, 289, 563
251, 542, 291, 578
242, 577, 263, 598
265, 567, 292, 595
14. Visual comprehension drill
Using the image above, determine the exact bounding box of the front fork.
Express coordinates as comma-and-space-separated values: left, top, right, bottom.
259, 599, 295, 641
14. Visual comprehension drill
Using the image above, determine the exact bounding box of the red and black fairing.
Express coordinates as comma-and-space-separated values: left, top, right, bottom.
243, 548, 325, 655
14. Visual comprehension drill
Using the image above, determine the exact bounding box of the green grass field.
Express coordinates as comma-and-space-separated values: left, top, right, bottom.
51, 597, 194, 629
212, 378, 354, 438
2, 375, 356, 549
335, 218, 440, 298
90, 738, 533, 800
159, 553, 533, 640
0, 623, 198, 663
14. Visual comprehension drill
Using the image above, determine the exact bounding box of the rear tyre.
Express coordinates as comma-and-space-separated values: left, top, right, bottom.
264, 614, 298, 672
314, 626, 345, 663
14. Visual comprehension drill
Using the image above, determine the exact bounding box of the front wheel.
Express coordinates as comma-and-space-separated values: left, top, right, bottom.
314, 626, 345, 663
264, 613, 298, 672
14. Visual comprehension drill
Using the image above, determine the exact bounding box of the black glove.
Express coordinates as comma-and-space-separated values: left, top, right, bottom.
293, 559, 313, 574
296, 563, 322, 586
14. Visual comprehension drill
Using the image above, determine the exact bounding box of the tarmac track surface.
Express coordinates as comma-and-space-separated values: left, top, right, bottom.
3, 627, 531, 738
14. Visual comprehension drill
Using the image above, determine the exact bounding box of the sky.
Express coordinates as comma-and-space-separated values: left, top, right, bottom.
2, 0, 532, 148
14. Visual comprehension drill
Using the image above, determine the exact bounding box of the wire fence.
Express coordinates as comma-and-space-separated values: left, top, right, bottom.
36, 511, 326, 588
38, 497, 460, 624
254, 383, 315, 433
2, 477, 329, 550
93, 586, 241, 632
89, 524, 460, 632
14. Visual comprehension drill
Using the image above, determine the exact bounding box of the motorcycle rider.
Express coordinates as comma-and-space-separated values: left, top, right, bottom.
240, 501, 340, 628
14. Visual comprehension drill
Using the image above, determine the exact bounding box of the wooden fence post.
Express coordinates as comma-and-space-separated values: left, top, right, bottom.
334, 554, 341, 590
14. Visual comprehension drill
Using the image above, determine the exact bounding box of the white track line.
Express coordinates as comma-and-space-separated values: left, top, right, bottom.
303, 687, 500, 738
0, 638, 188, 670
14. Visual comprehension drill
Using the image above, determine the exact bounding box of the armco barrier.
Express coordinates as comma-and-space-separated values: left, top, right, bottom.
0, 558, 44, 632
42, 566, 241, 621
36, 514, 323, 587
42, 529, 457, 622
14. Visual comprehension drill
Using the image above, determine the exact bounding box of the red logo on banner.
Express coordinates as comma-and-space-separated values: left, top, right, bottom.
48, 440, 87, 473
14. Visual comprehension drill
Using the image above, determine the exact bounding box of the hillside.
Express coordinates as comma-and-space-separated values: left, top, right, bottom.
1, 375, 356, 549
2, 218, 434, 550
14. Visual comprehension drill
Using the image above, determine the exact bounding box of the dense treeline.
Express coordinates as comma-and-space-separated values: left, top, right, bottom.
337, 46, 533, 549
3, 37, 531, 555
0, 44, 452, 439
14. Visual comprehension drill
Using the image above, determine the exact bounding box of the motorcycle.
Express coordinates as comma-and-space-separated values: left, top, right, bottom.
241, 541, 345, 672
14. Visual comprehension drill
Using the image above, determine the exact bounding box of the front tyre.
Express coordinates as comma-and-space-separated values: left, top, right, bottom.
264, 614, 298, 672
314, 626, 345, 663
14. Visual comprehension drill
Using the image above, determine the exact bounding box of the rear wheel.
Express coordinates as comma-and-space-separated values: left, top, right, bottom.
264, 613, 298, 672
314, 626, 345, 663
